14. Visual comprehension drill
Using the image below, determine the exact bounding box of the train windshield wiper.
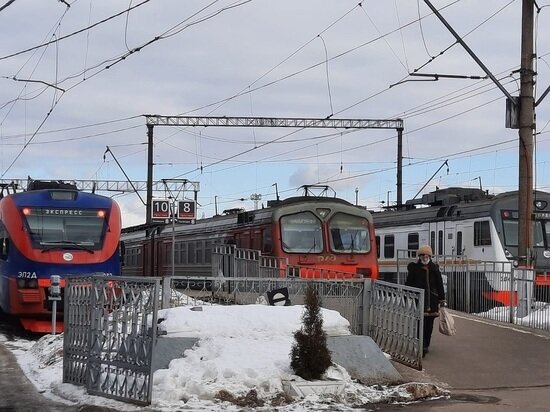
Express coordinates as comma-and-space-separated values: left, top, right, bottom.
40, 241, 94, 254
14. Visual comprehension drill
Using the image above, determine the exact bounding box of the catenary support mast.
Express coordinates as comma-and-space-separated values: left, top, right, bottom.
424, 0, 536, 266
518, 0, 535, 266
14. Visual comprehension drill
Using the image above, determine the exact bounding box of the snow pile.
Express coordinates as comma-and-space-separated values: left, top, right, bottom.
8, 303, 447, 411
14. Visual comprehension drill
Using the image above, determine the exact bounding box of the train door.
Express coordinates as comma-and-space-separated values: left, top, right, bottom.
429, 222, 446, 256
444, 222, 455, 256
453, 223, 464, 256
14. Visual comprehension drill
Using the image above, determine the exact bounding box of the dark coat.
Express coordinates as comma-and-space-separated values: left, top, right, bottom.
406, 260, 446, 316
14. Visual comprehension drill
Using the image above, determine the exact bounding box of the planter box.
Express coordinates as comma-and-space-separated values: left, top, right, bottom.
282, 379, 345, 398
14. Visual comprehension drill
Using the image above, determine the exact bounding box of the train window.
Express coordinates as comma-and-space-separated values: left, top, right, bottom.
474, 221, 491, 246
188, 242, 196, 264
280, 212, 323, 253
205, 241, 212, 264
456, 231, 463, 255
164, 243, 171, 263
262, 230, 273, 254
23, 207, 106, 250
196, 241, 204, 264
534, 222, 545, 247
430, 231, 435, 252
179, 242, 188, 265
328, 213, 370, 253
407, 233, 419, 257
502, 219, 518, 246
503, 218, 545, 247
384, 235, 394, 258
375, 236, 380, 258
438, 230, 443, 255
251, 230, 263, 251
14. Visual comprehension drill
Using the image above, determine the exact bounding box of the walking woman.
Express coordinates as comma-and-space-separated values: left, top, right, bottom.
406, 245, 446, 357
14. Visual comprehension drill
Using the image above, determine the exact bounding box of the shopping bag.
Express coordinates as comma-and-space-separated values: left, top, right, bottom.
439, 307, 456, 336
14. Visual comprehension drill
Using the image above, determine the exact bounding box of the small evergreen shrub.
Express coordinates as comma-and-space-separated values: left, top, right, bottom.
290, 284, 332, 380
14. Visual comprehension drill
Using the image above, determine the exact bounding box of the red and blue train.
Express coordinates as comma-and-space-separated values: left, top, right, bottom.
0, 180, 122, 332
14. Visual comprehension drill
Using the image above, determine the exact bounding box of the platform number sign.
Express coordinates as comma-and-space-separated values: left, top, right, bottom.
152, 199, 170, 220
177, 200, 196, 221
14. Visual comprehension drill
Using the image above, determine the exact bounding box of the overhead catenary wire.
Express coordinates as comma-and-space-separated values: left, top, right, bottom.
0, 2, 540, 207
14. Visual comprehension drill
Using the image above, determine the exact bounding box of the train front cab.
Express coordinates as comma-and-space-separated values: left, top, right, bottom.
499, 203, 550, 302
0, 190, 122, 333
272, 204, 379, 280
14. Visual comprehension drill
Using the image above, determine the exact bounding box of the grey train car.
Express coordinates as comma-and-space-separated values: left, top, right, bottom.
373, 187, 550, 305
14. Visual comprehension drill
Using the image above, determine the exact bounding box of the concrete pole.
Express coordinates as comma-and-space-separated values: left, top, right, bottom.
146, 124, 154, 225
397, 127, 403, 208
518, 0, 535, 266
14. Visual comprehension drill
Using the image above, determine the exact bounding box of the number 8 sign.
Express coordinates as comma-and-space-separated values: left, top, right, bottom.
178, 200, 196, 220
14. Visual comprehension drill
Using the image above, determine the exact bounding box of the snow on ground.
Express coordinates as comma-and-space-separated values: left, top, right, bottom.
3, 302, 447, 411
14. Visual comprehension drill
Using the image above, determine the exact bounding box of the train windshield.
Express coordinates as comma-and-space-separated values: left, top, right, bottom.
280, 212, 323, 253
22, 207, 107, 251
329, 213, 370, 253
502, 214, 547, 247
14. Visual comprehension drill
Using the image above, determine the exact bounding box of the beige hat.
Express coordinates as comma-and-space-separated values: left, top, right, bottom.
417, 245, 433, 256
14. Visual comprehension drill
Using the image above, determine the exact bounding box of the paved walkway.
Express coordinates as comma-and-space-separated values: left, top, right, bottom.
0, 340, 123, 412
389, 310, 550, 411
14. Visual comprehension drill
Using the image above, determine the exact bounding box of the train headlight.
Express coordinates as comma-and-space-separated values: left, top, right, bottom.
513, 260, 519, 268
535, 200, 548, 210
504, 249, 514, 259
16, 278, 39, 289
544, 250, 550, 259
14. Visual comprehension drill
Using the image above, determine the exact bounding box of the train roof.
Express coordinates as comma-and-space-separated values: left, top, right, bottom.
4, 187, 114, 208
373, 187, 550, 228
122, 195, 370, 239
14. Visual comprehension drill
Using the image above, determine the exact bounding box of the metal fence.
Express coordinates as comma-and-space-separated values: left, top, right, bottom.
369, 280, 424, 370
63, 275, 160, 406
163, 275, 368, 335
212, 245, 287, 278
63, 271, 425, 408
396, 251, 550, 332
159, 274, 424, 369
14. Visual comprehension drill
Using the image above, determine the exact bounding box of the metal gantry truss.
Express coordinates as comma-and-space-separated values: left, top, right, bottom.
145, 114, 405, 210
0, 178, 199, 194
146, 115, 403, 130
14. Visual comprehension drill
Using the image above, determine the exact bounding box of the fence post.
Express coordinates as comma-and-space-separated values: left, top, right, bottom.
162, 276, 172, 309
361, 279, 372, 335
465, 262, 471, 313
515, 268, 533, 319
509, 269, 515, 323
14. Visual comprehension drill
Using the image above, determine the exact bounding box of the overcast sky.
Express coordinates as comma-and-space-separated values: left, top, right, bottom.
1, 0, 549, 226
